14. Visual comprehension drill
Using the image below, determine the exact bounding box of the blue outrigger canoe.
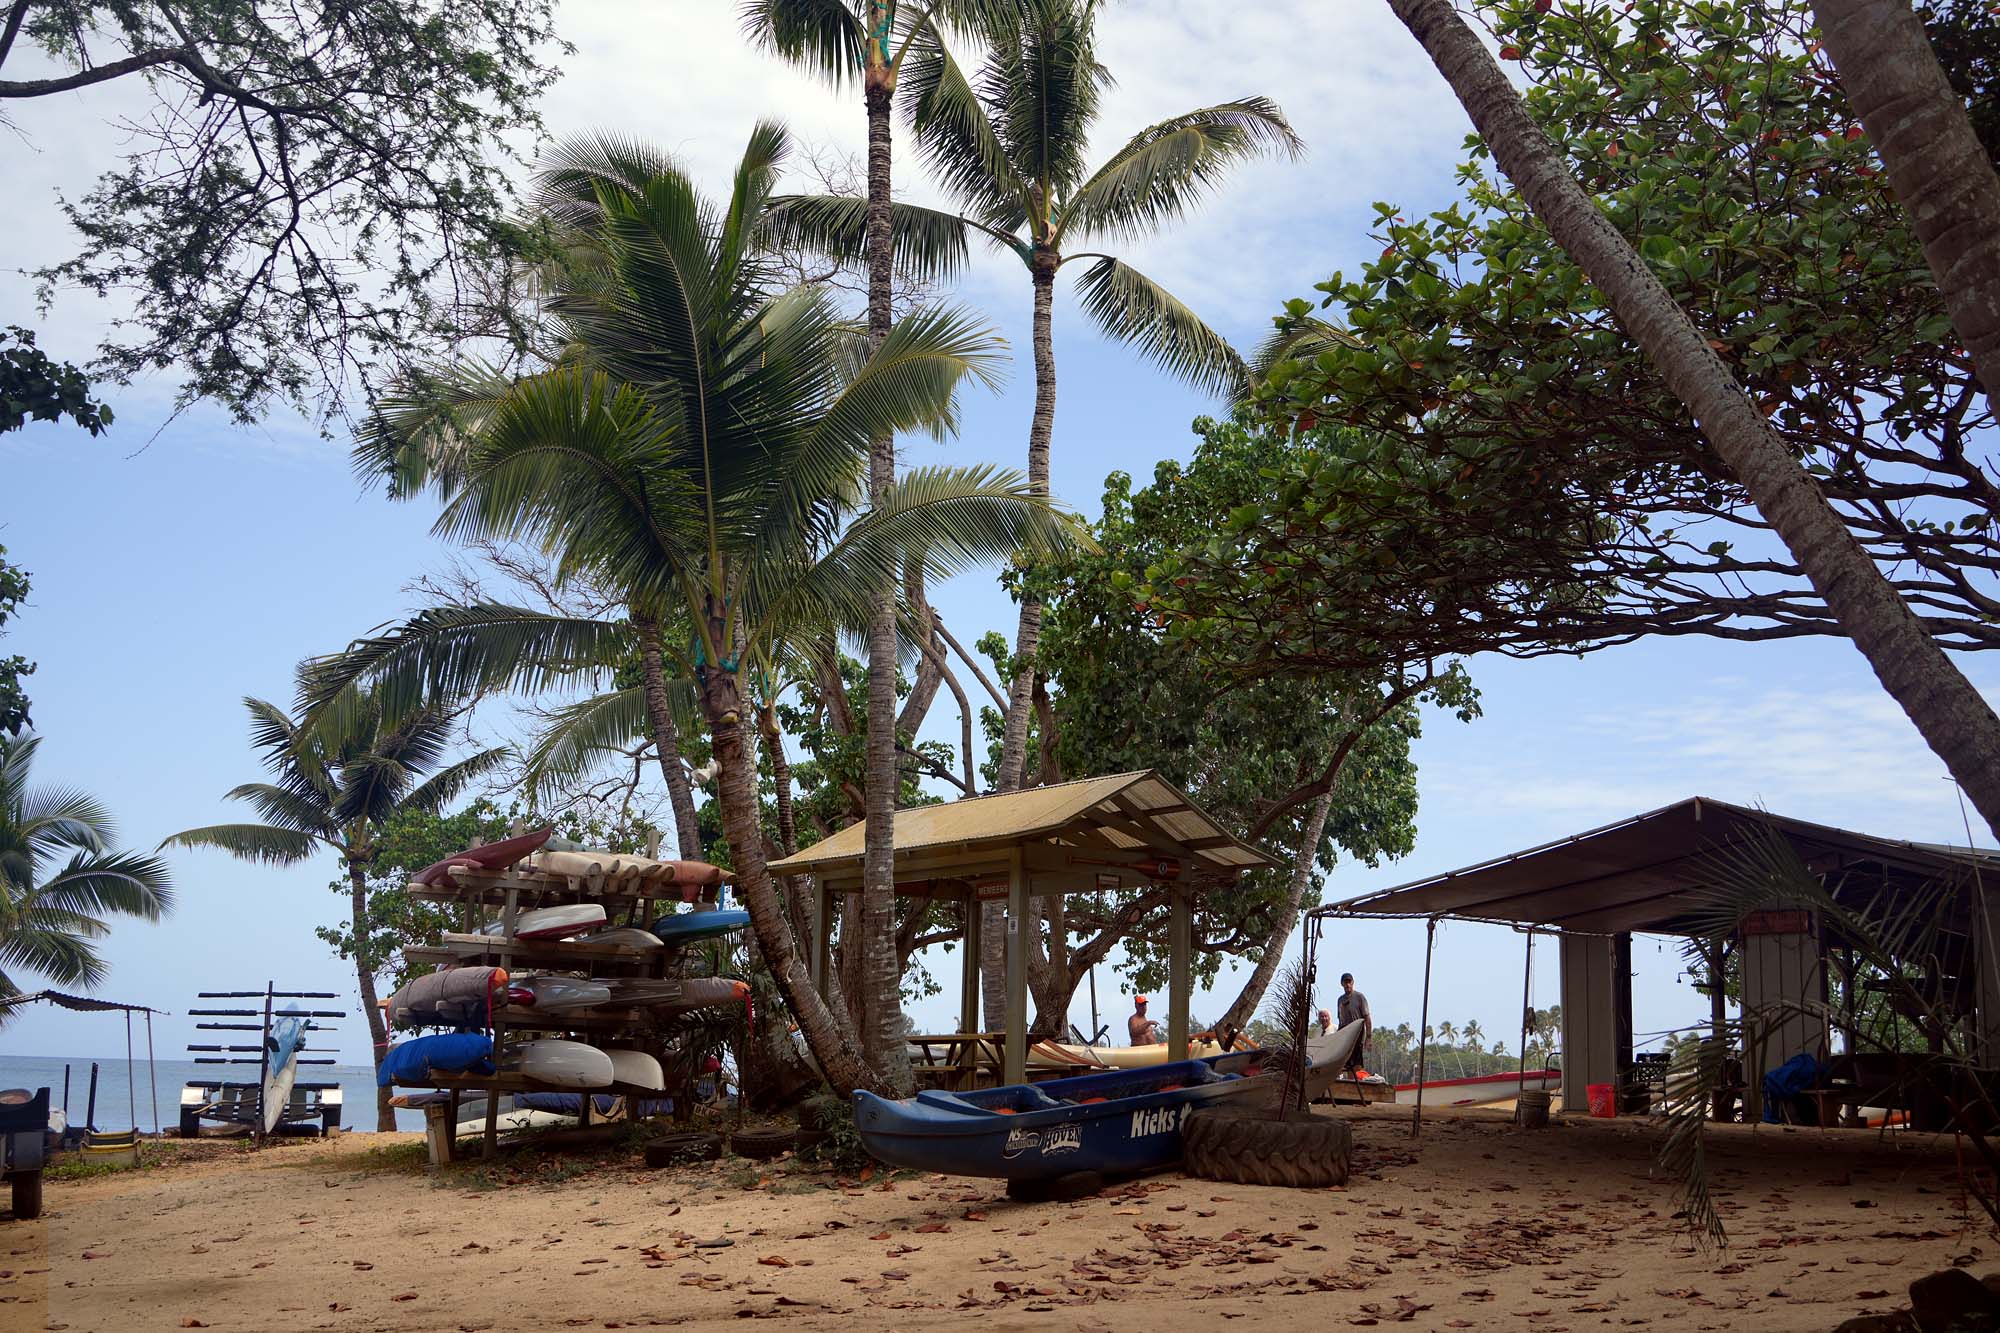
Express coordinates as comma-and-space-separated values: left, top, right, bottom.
854, 1040, 1343, 1183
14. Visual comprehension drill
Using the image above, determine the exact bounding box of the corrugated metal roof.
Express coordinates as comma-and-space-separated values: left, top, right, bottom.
766, 770, 1277, 877
1316, 796, 2000, 936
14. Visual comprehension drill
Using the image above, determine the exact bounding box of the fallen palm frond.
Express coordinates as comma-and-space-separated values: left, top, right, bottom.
1258, 955, 1315, 1112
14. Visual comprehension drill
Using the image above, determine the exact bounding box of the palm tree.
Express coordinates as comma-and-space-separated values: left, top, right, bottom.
0, 734, 173, 1011
162, 687, 510, 1129
900, 0, 1301, 799
743, 0, 1014, 1086
1811, 0, 2000, 408
308, 124, 1082, 1097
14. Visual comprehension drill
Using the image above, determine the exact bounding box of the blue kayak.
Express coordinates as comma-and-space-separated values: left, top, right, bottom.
649, 908, 749, 945
854, 1050, 1291, 1183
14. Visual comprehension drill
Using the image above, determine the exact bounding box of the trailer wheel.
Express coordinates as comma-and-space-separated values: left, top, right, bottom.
644, 1132, 722, 1168
1181, 1107, 1350, 1189
10, 1172, 42, 1220
1005, 1170, 1103, 1203
178, 1110, 202, 1139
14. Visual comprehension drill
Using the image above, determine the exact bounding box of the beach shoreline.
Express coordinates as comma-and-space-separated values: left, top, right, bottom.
5, 1103, 1983, 1331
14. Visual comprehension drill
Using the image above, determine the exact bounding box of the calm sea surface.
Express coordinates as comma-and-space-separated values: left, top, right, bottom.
0, 1054, 421, 1132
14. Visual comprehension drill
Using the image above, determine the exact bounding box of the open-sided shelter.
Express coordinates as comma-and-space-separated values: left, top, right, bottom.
767, 771, 1279, 1084
1314, 796, 2000, 1117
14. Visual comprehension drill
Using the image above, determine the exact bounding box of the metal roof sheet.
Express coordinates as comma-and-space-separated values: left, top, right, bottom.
766, 770, 1277, 878
1316, 796, 2000, 936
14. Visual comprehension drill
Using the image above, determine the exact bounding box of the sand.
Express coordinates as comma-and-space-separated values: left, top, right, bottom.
2, 1103, 1986, 1332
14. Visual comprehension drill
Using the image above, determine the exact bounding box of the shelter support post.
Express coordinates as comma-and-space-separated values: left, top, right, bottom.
1005, 848, 1028, 1086
1739, 910, 1825, 1075
1979, 885, 2000, 1067
960, 897, 982, 1034
1169, 884, 1191, 1062
814, 880, 833, 1002
145, 1010, 158, 1139
1517, 929, 1534, 1096
1412, 917, 1437, 1139
1559, 933, 1619, 1114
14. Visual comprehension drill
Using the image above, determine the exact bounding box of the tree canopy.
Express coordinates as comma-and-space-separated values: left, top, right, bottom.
1180, 0, 2000, 683
1, 0, 565, 423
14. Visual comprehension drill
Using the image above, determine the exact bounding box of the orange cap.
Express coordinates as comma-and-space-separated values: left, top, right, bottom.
1134, 995, 1149, 1005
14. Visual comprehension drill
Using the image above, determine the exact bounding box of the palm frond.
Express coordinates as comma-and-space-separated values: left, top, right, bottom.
1660, 1025, 1732, 1249
157, 823, 327, 867
300, 605, 633, 727
400, 746, 516, 817
353, 360, 522, 501
1071, 255, 1245, 396
219, 783, 343, 839
35, 850, 174, 922
901, 17, 1030, 235
1249, 314, 1361, 389
741, 0, 867, 86
759, 195, 979, 282
521, 687, 661, 800
0, 919, 106, 991
984, 0, 1111, 203
1060, 98, 1302, 244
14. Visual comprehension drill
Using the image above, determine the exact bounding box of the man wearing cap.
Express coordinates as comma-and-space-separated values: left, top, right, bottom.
1336, 973, 1371, 1072
1128, 995, 1161, 1045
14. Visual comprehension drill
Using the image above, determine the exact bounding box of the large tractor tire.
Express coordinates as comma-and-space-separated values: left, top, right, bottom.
1182, 1106, 1351, 1189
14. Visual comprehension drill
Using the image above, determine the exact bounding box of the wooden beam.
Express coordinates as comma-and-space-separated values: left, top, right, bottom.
1169, 884, 1191, 1061
1005, 846, 1028, 1086
960, 899, 982, 1035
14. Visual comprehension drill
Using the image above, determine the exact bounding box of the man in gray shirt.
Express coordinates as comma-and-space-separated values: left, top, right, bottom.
1336, 973, 1371, 1072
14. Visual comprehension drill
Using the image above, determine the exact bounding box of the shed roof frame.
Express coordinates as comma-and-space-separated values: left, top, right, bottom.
1313, 796, 2000, 938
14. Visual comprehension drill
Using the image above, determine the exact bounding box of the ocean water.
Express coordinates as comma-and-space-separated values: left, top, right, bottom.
0, 1054, 421, 1133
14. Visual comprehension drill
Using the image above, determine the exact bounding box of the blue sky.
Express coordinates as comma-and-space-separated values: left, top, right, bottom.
4, 3, 1995, 1068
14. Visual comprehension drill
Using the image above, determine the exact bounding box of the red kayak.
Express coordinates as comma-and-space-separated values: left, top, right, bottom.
411, 828, 554, 887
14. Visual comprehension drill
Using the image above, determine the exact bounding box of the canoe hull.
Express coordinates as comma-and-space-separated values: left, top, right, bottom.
855, 1053, 1307, 1182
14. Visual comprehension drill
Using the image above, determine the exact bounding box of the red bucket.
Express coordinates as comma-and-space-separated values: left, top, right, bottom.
1586, 1082, 1617, 1119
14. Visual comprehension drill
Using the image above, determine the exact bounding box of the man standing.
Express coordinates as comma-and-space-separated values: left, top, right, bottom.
1128, 995, 1161, 1046
1337, 973, 1372, 1072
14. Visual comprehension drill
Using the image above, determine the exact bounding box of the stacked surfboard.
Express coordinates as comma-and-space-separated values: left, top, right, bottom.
380, 829, 752, 1103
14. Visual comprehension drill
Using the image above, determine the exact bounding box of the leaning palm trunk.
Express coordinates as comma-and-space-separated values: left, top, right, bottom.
1812, 0, 2000, 408
861, 59, 914, 1092
1387, 0, 2000, 842
637, 618, 704, 860
1216, 786, 1334, 1034
348, 861, 396, 1131
699, 665, 885, 1097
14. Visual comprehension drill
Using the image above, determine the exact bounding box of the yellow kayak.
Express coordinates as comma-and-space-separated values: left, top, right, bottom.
1053, 1036, 1234, 1068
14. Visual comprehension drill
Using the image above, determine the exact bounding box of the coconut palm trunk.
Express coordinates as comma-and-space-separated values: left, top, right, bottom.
1215, 786, 1334, 1034
701, 663, 886, 1096
346, 858, 397, 1131
860, 32, 914, 1091
636, 617, 704, 860
1811, 0, 2000, 408
1387, 0, 2000, 841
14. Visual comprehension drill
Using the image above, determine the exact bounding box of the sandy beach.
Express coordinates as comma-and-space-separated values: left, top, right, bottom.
0, 1104, 1983, 1332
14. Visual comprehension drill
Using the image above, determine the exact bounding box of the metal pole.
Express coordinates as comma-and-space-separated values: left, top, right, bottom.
1412, 917, 1437, 1139
145, 1010, 159, 1137
124, 1009, 136, 1134
257, 981, 274, 1145
1088, 963, 1099, 1047
1518, 929, 1535, 1096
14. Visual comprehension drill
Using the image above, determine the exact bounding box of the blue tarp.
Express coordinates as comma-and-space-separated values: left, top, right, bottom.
1761, 1052, 1823, 1123
377, 1033, 495, 1087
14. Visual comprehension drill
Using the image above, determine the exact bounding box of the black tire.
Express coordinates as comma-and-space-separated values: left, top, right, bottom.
11, 1172, 41, 1221
1005, 1170, 1104, 1203
644, 1132, 722, 1168
1182, 1106, 1351, 1189
729, 1126, 797, 1161
795, 1128, 827, 1153
178, 1110, 202, 1139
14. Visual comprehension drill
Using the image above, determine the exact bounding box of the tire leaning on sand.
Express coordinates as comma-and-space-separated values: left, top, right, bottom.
1181, 1106, 1351, 1188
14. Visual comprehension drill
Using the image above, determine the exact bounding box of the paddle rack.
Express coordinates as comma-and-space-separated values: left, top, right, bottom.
391, 844, 738, 1165
184, 983, 345, 1143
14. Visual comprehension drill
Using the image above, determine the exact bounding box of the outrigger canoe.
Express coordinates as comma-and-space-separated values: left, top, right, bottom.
856, 1024, 1355, 1184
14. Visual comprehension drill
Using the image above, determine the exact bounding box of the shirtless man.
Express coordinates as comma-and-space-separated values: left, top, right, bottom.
1127, 995, 1161, 1045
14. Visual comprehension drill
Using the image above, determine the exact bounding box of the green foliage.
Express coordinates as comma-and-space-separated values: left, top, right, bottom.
0, 733, 174, 1010
0, 549, 32, 739
0, 329, 111, 437
794, 1091, 872, 1173
314, 799, 511, 984
1025, 411, 1469, 993
12, 0, 568, 424
1191, 0, 2000, 680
